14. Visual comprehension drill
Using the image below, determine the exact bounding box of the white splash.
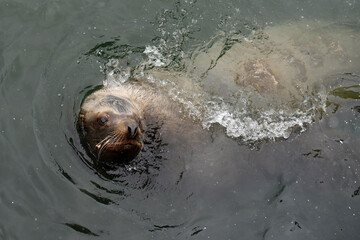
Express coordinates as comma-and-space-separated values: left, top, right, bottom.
103, 59, 130, 87
200, 93, 326, 141
144, 72, 324, 142
202, 101, 314, 141
143, 45, 168, 67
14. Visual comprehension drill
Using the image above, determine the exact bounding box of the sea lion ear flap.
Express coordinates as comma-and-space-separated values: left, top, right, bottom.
77, 112, 87, 136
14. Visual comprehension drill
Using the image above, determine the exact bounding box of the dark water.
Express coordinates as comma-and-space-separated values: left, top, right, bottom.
1, 0, 360, 239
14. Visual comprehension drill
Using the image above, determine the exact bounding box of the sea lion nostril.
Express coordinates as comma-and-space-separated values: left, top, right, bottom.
126, 122, 138, 137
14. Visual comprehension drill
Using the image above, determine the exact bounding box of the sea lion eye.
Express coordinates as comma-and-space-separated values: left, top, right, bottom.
97, 116, 108, 126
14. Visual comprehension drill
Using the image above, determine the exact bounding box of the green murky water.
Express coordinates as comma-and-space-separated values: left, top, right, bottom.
1, 0, 360, 239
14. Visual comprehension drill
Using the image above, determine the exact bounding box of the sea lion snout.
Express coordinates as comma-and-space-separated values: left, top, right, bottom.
125, 121, 139, 138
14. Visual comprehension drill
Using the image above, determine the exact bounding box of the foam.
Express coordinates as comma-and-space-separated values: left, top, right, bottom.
143, 71, 325, 142
143, 45, 168, 67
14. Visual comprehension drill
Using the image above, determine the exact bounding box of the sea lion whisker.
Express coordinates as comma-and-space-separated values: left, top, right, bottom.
95, 135, 112, 149
113, 133, 125, 145
96, 132, 128, 160
107, 131, 119, 141
96, 134, 117, 160
97, 138, 112, 160
110, 134, 119, 144
109, 130, 126, 143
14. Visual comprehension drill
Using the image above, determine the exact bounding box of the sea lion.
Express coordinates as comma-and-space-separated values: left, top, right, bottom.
77, 83, 179, 163
78, 21, 360, 163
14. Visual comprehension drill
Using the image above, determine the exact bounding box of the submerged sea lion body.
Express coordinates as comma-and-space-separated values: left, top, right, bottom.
188, 21, 360, 102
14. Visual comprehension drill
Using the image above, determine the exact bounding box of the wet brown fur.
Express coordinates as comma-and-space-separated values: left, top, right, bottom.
78, 83, 179, 163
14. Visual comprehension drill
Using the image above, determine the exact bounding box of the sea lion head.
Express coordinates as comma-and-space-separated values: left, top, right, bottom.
78, 89, 145, 163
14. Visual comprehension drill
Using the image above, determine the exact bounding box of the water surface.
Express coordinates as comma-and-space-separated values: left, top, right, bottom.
0, 0, 360, 239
